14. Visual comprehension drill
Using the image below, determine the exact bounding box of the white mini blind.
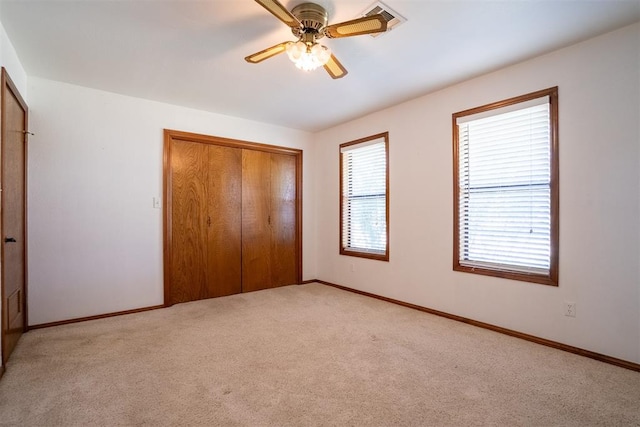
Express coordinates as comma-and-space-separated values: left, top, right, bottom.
457, 99, 551, 274
341, 138, 387, 255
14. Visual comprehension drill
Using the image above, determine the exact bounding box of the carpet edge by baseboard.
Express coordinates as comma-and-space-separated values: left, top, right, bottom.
24, 281, 640, 373
28, 305, 166, 330
313, 279, 640, 373
28, 281, 338, 329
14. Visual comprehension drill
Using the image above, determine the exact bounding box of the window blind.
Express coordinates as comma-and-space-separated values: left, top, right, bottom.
341, 138, 387, 254
457, 101, 551, 274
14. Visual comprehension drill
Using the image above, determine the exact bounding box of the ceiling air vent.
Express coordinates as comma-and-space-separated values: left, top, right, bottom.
361, 1, 406, 38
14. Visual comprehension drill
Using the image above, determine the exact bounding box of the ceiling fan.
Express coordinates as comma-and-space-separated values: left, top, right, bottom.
245, 0, 388, 79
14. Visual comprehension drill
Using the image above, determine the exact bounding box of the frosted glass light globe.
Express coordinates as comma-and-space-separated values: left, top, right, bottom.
286, 41, 332, 72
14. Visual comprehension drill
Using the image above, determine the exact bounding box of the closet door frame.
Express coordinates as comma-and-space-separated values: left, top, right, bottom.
163, 129, 303, 306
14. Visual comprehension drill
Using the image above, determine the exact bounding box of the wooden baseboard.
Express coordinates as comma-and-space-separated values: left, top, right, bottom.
0, 364, 5, 381
299, 280, 318, 285
29, 304, 165, 330
314, 280, 640, 373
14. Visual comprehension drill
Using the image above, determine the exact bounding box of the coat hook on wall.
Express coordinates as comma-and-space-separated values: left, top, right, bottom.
22, 130, 34, 136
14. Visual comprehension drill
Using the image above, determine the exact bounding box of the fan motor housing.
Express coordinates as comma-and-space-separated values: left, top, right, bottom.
291, 2, 328, 37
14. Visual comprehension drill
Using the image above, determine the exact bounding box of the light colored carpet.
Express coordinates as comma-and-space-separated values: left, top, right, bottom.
0, 283, 639, 426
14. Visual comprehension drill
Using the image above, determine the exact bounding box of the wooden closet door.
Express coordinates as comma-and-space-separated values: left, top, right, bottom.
170, 140, 209, 304
241, 150, 272, 292
206, 145, 242, 297
241, 150, 298, 292
269, 153, 297, 287
169, 141, 241, 304
164, 129, 301, 305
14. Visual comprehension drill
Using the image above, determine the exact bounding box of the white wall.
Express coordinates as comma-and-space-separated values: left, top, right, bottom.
314, 23, 640, 364
27, 78, 316, 325
0, 22, 26, 96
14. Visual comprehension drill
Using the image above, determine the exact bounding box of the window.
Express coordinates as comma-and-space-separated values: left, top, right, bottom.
340, 133, 389, 261
453, 87, 558, 285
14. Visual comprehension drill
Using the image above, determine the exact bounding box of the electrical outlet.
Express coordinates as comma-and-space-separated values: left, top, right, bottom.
564, 301, 576, 318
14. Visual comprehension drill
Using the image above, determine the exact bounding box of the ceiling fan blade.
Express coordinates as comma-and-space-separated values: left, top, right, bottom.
245, 42, 289, 63
254, 0, 301, 29
324, 15, 387, 38
323, 54, 348, 79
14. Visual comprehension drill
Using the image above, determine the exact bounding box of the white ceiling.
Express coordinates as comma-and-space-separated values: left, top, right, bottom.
1, 0, 639, 132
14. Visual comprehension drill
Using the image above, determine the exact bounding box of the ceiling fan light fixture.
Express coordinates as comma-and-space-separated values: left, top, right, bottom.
248, 0, 390, 78
286, 41, 331, 71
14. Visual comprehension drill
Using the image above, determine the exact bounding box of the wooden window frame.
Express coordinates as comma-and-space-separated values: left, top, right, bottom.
339, 132, 389, 261
452, 87, 559, 286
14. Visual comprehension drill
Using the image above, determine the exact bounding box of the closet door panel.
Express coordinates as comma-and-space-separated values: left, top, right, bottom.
164, 129, 301, 305
206, 145, 242, 297
170, 141, 209, 303
270, 153, 298, 287
241, 149, 272, 292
